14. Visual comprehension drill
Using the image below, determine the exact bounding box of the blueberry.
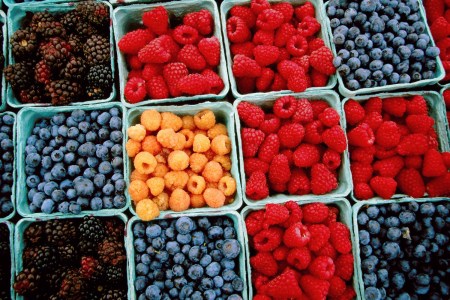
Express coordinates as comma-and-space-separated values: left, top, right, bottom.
369, 60, 383, 71
102, 183, 114, 195
355, 34, 369, 48
221, 239, 240, 259
416, 39, 428, 50
177, 233, 192, 245
346, 79, 360, 90
145, 285, 161, 300
368, 220, 381, 235
206, 262, 221, 277
87, 157, 100, 168
360, 0, 377, 12
358, 212, 370, 225
86, 131, 98, 142
365, 287, 382, 300
364, 273, 378, 287
359, 230, 371, 245
362, 255, 379, 273
222, 269, 237, 282
399, 211, 415, 224
26, 153, 41, 168
89, 197, 102, 210
41, 199, 55, 213
74, 177, 94, 196
382, 242, 400, 260
366, 206, 380, 219
110, 131, 123, 143
146, 224, 162, 239
187, 264, 204, 281
208, 226, 224, 240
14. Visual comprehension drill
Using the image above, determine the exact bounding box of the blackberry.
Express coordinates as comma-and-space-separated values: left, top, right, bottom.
76, 1, 110, 30
45, 219, 77, 246
98, 239, 126, 266
81, 288, 101, 300
58, 269, 85, 300
80, 256, 104, 281
60, 11, 81, 33
34, 60, 52, 84
0, 225, 10, 257
46, 267, 69, 291
105, 265, 124, 285
30, 12, 57, 35
4, 62, 32, 91
41, 21, 67, 39
61, 56, 87, 82
22, 245, 40, 267
45, 79, 81, 105
76, 22, 99, 41
77, 239, 98, 256
58, 244, 78, 265
68, 34, 83, 54
19, 84, 48, 104
10, 28, 38, 60
100, 289, 127, 300
79, 216, 105, 243
32, 245, 58, 270
13, 267, 42, 297
86, 64, 112, 99
103, 218, 124, 242
40, 37, 72, 69
83, 34, 110, 66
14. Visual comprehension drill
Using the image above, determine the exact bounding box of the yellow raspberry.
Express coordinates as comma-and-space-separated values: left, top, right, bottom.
194, 110, 216, 130
223, 171, 232, 177
169, 189, 190, 212
183, 149, 193, 157
141, 110, 162, 131
204, 149, 216, 161
141, 135, 162, 156
187, 175, 206, 195
152, 163, 169, 178
128, 124, 147, 142
146, 177, 165, 196
136, 198, 160, 221
218, 176, 236, 196
186, 169, 196, 177
130, 170, 149, 182
180, 129, 195, 148
153, 192, 169, 211
193, 134, 211, 153
203, 188, 225, 208
156, 128, 178, 148
182, 115, 196, 130
190, 194, 206, 208
211, 135, 231, 155
189, 153, 208, 173
207, 123, 228, 139
206, 182, 218, 189
134, 152, 157, 174
202, 161, 223, 183
126, 139, 142, 158
161, 112, 182, 132
168, 150, 190, 171
173, 133, 187, 150
164, 171, 189, 191
129, 180, 149, 203
194, 129, 207, 136
213, 155, 231, 171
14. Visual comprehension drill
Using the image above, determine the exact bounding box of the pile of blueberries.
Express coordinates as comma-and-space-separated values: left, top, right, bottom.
357, 201, 450, 299
0, 114, 14, 218
24, 108, 126, 214
133, 216, 244, 300
327, 0, 440, 90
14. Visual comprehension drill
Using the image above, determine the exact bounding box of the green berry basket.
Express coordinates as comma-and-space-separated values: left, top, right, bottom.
13, 213, 129, 300
113, 0, 230, 107
439, 84, 450, 143
322, 1, 445, 98
234, 90, 352, 206
220, 0, 337, 99
241, 198, 360, 300
3, 0, 83, 7
0, 10, 7, 112
15, 102, 130, 218
352, 197, 450, 300
0, 111, 16, 222
125, 101, 242, 218
342, 91, 450, 202
126, 211, 248, 300
6, 1, 116, 108
0, 221, 15, 300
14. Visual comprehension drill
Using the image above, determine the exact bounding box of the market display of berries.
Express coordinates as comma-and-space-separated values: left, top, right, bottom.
132, 215, 244, 299
443, 88, 450, 125
24, 108, 126, 214
238, 96, 347, 200
246, 201, 355, 299
127, 109, 237, 220
4, 1, 113, 105
13, 216, 127, 299
344, 95, 450, 200
0, 114, 14, 218
119, 6, 224, 103
226, 0, 336, 94
0, 224, 11, 299
328, 0, 441, 90
357, 201, 450, 299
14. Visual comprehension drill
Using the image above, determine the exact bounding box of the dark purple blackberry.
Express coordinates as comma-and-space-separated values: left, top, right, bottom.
45, 219, 77, 246
61, 56, 87, 82
41, 21, 67, 39
98, 238, 126, 267
13, 267, 42, 297
30, 11, 57, 35
103, 218, 125, 242
45, 79, 81, 105
4, 62, 33, 92
10, 28, 38, 60
68, 34, 83, 54
104, 265, 124, 285
99, 289, 127, 300
78, 216, 105, 244
58, 244, 78, 265
19, 84, 48, 104
58, 269, 85, 299
0, 224, 10, 257
60, 11, 81, 33
46, 267, 69, 291
77, 239, 98, 256
40, 37, 72, 69
76, 1, 110, 30
75, 22, 99, 41
86, 64, 112, 99
83, 34, 110, 66
31, 245, 58, 270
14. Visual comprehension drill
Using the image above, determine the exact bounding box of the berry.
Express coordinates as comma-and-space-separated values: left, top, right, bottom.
124, 77, 146, 104
369, 176, 397, 199
422, 149, 447, 177
329, 222, 352, 254
227, 16, 251, 43
183, 9, 213, 36
322, 125, 347, 153
405, 115, 434, 134
310, 46, 336, 75
396, 134, 429, 156
138, 38, 171, 64
319, 108, 340, 127
244, 158, 269, 176
258, 134, 280, 163
268, 154, 291, 185
293, 144, 320, 167
309, 256, 335, 280
278, 123, 305, 148
173, 25, 199, 45
288, 169, 311, 195
237, 102, 264, 128
287, 247, 311, 270
406, 95, 428, 115
146, 76, 169, 100
300, 274, 330, 300
310, 163, 338, 195
347, 123, 375, 147
241, 128, 265, 157
246, 210, 264, 236
198, 37, 220, 67
253, 227, 282, 251
143, 6, 169, 35
256, 9, 284, 30
295, 2, 315, 21
397, 168, 426, 198
283, 222, 311, 248
293, 99, 314, 123
177, 45, 206, 71
303, 203, 329, 224
176, 74, 210, 95
263, 203, 289, 228
250, 252, 278, 277
373, 156, 404, 178
246, 171, 269, 200
308, 224, 330, 251
232, 55, 262, 77
118, 29, 153, 54
335, 253, 354, 281
263, 268, 303, 299
230, 6, 256, 28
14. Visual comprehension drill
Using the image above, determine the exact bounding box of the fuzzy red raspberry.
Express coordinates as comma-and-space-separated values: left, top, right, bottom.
423, 148, 447, 177
370, 176, 397, 199
322, 125, 347, 154
427, 172, 450, 197
323, 149, 342, 170
293, 55, 310, 72
183, 9, 213, 36
271, 73, 287, 91
300, 275, 330, 300
127, 55, 143, 70
246, 210, 264, 236
273, 245, 289, 261
201, 69, 224, 94
146, 75, 169, 99
287, 68, 309, 92
442, 152, 450, 168
303, 120, 323, 144
232, 55, 262, 78
308, 224, 330, 251
141, 63, 163, 81
253, 29, 275, 46
272, 2, 294, 22
406, 114, 435, 134
288, 169, 311, 195
124, 77, 146, 103
363, 97, 382, 114
329, 222, 352, 254
258, 134, 280, 163
244, 158, 269, 176
262, 268, 303, 299
256, 9, 284, 30
344, 100, 365, 126
263, 203, 290, 227
297, 16, 321, 37
227, 16, 251, 43
363, 111, 383, 131
231, 42, 255, 58
277, 60, 303, 79
162, 62, 188, 97
308, 37, 325, 53
315, 242, 337, 260
173, 25, 199, 45
295, 1, 315, 21
198, 37, 220, 67
286, 247, 311, 270
302, 203, 328, 224
351, 146, 375, 164
138, 38, 171, 64
230, 6, 256, 28
309, 256, 335, 280
241, 127, 265, 157
259, 113, 281, 134
425, 0, 445, 21
311, 69, 329, 87
383, 97, 407, 117
283, 222, 310, 248
250, 0, 271, 15
375, 121, 401, 148
177, 45, 206, 71
319, 108, 340, 127
274, 23, 297, 47
397, 134, 429, 156
256, 68, 275, 92
176, 74, 210, 95
269, 154, 291, 185
246, 170, 270, 200
253, 227, 283, 251
405, 155, 423, 169
293, 144, 320, 168
237, 101, 265, 128
347, 123, 375, 148
334, 253, 354, 281
373, 156, 404, 178
253, 45, 280, 67
119, 29, 154, 55
350, 162, 373, 184
283, 201, 303, 226
328, 276, 347, 298
311, 163, 338, 195
250, 252, 278, 277
278, 123, 305, 148
127, 69, 142, 80
310, 46, 336, 75
311, 100, 330, 118
397, 168, 426, 198
286, 34, 308, 57
292, 98, 313, 123
143, 6, 169, 35
431, 16, 450, 42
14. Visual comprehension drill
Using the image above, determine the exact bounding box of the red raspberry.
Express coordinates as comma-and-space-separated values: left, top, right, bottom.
271, 73, 287, 91
127, 70, 142, 80
351, 146, 375, 164
244, 158, 269, 176
146, 75, 169, 99
426, 0, 445, 20
118, 29, 153, 54
442, 152, 450, 168
281, 149, 294, 166
362, 96, 381, 114
444, 90, 450, 107
231, 42, 255, 58
201, 69, 225, 94
262, 268, 303, 299
141, 63, 163, 81
288, 169, 311, 195
227, 16, 251, 43
272, 2, 294, 22
308, 37, 325, 53
383, 97, 407, 117
322, 125, 347, 154
250, 252, 278, 277
397, 168, 426, 198
246, 210, 264, 236
283, 222, 310, 248
283, 201, 303, 225
300, 275, 330, 300
253, 272, 269, 291
256, 9, 284, 30
397, 134, 429, 156
198, 37, 220, 67
273, 245, 289, 261
162, 62, 188, 97
177, 45, 206, 71
126, 55, 143, 70
375, 145, 397, 160
230, 6, 256, 28
311, 100, 330, 118
293, 143, 321, 168
159, 35, 180, 58
241, 128, 265, 157
315, 242, 337, 260
323, 149, 341, 170
406, 115, 435, 134
237, 101, 265, 128
277, 60, 302, 79
373, 156, 404, 178
253, 45, 280, 67
138, 38, 171, 64
143, 6, 169, 35
302, 203, 328, 223
250, 0, 270, 15
253, 29, 275, 45
329, 222, 352, 254
253, 295, 270, 300
334, 253, 354, 281
363, 111, 383, 130
274, 23, 296, 47
297, 16, 321, 37
304, 120, 324, 144
375, 121, 401, 148
253, 227, 283, 251
286, 35, 308, 56
344, 99, 365, 126
294, 1, 315, 21
237, 77, 255, 93
311, 69, 329, 87
427, 172, 450, 197
258, 134, 280, 163
173, 25, 199, 45
176, 74, 210, 95
232, 54, 262, 77
423, 149, 447, 177
287, 68, 309, 92
124, 77, 146, 104
293, 98, 314, 123
259, 113, 281, 134
270, 181, 287, 193
269, 154, 291, 185
309, 256, 335, 280
310, 46, 336, 75
370, 176, 397, 199
277, 48, 290, 62
308, 224, 330, 251
293, 55, 310, 72
325, 207, 339, 226
431, 17, 450, 42
246, 170, 270, 200
183, 9, 213, 36
278, 123, 305, 148
256, 68, 274, 92
263, 203, 290, 227
328, 276, 347, 298
347, 123, 375, 147
338, 287, 357, 300
405, 155, 423, 169
287, 247, 311, 270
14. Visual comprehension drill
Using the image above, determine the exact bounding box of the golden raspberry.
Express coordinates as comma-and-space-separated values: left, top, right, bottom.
146, 177, 165, 196
182, 115, 196, 130
187, 175, 206, 195
153, 192, 169, 211
180, 129, 195, 148
204, 149, 216, 161
141, 135, 162, 156
173, 133, 187, 150
141, 110, 161, 131
203, 188, 225, 208
194, 129, 207, 136
130, 170, 149, 182
164, 171, 189, 190
213, 155, 231, 171
169, 189, 190, 212
168, 150, 189, 171
126, 139, 142, 158
193, 134, 211, 153
128, 124, 147, 142
207, 123, 228, 139
161, 112, 182, 131
186, 169, 196, 177
211, 135, 231, 155
218, 176, 236, 196
202, 161, 223, 183
134, 152, 157, 174
136, 198, 160, 221
194, 110, 216, 130
190, 194, 206, 208
206, 182, 218, 189
152, 163, 169, 178
155, 154, 167, 164
189, 153, 208, 173
223, 171, 232, 177
183, 149, 192, 157
157, 128, 178, 148
128, 180, 149, 203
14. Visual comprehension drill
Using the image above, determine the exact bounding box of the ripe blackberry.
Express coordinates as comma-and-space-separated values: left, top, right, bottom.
0, 224, 10, 257
81, 288, 101, 300
35, 60, 52, 84
61, 56, 87, 82
41, 21, 67, 39
105, 265, 124, 285
103, 218, 124, 242
40, 37, 72, 69
77, 239, 98, 256
19, 84, 47, 104
100, 289, 127, 300
58, 244, 78, 265
10, 28, 37, 60
68, 34, 83, 55
76, 22, 99, 41
30, 11, 56, 35
46, 267, 69, 291
80, 256, 104, 281
76, 1, 110, 29
13, 267, 41, 297
4, 62, 32, 92
58, 269, 85, 299
83, 34, 110, 66
86, 64, 112, 99
98, 239, 126, 266
45, 79, 81, 105
32, 245, 58, 270
22, 246, 40, 267
45, 219, 78, 246
79, 216, 105, 244
60, 11, 80, 33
